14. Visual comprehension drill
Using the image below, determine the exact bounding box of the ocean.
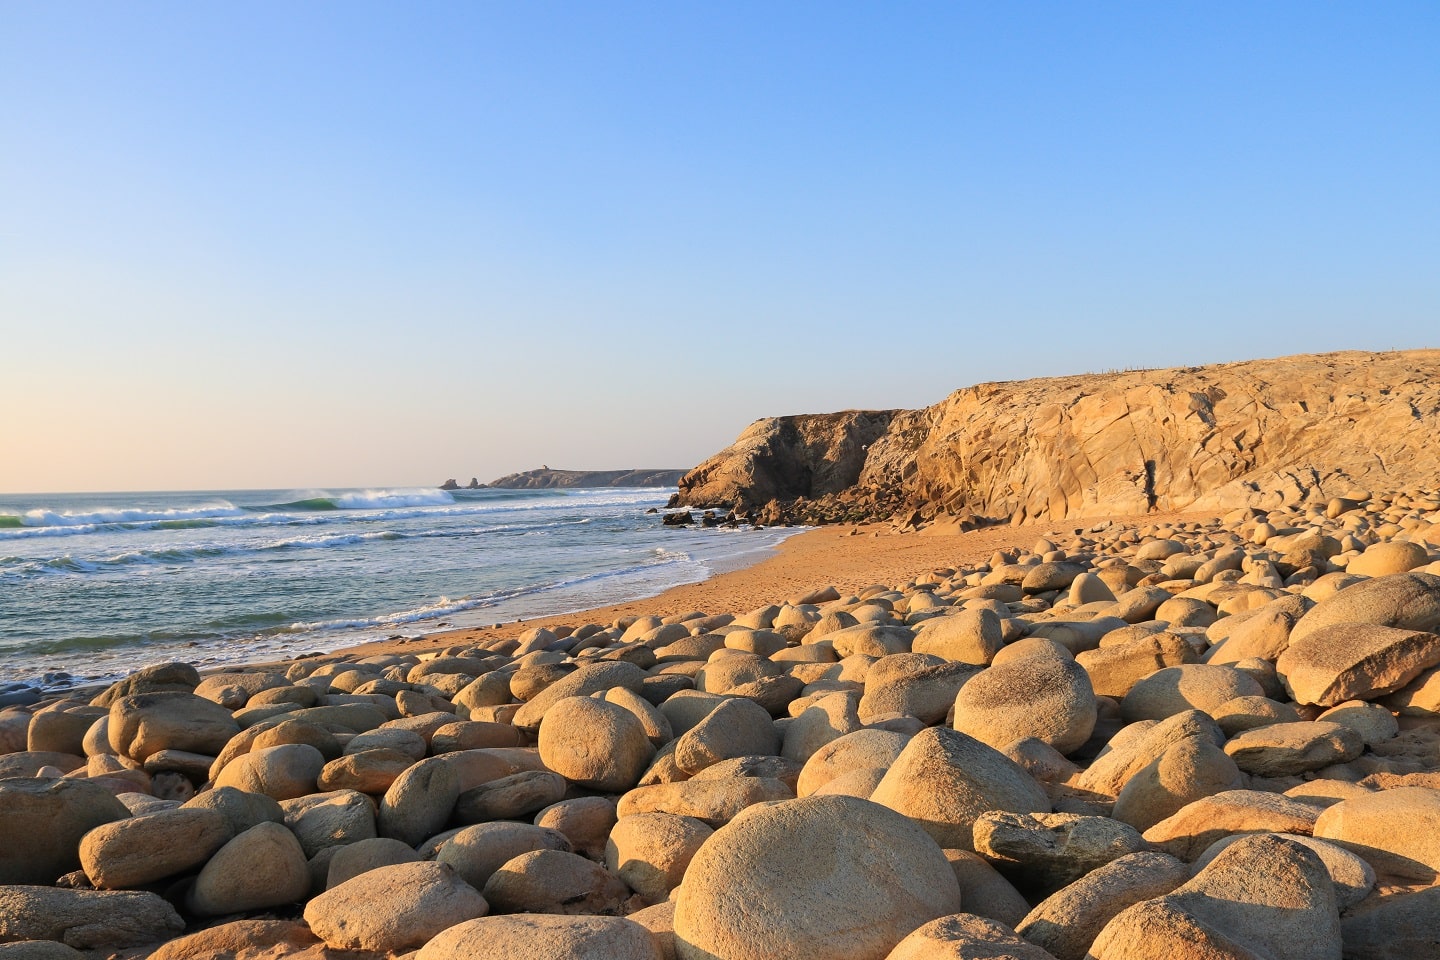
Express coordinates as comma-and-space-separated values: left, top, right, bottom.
0, 487, 795, 691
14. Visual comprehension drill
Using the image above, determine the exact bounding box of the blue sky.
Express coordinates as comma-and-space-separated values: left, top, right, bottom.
2, 3, 1436, 491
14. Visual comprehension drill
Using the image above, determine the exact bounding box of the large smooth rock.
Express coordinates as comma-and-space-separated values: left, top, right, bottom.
1076, 633, 1198, 699
0, 887, 184, 950
783, 691, 862, 762
304, 861, 487, 952
1017, 852, 1190, 960
1193, 833, 1374, 910
1290, 571, 1440, 642
605, 812, 712, 904
317, 747, 412, 795
912, 609, 1004, 665
279, 789, 377, 858
1223, 720, 1365, 776
146, 919, 318, 960
616, 777, 794, 827
1088, 834, 1340, 960
1074, 711, 1226, 798
870, 727, 1049, 850
859, 658, 977, 726
326, 836, 420, 888
533, 796, 617, 860
107, 692, 239, 761
181, 785, 284, 836
482, 849, 629, 916
826, 624, 915, 659
1120, 665, 1264, 722
512, 662, 648, 731
436, 821, 573, 890
213, 743, 326, 801
1141, 789, 1321, 861
1313, 785, 1440, 880
673, 795, 962, 960
94, 662, 201, 705
79, 807, 231, 889
797, 728, 911, 797
1277, 623, 1440, 706
187, 821, 310, 916
952, 648, 1096, 755
378, 755, 461, 845
673, 697, 779, 775
0, 779, 129, 884
1347, 541, 1431, 578
417, 915, 660, 960
0, 942, 85, 960
1110, 736, 1244, 832
454, 770, 567, 824
538, 696, 654, 791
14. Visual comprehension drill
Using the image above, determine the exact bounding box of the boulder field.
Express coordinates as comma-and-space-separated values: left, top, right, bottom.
5, 490, 1440, 957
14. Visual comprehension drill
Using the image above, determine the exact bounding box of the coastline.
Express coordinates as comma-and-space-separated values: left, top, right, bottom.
333, 508, 1211, 662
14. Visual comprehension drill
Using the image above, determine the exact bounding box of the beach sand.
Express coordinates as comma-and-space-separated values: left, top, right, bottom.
337, 510, 1209, 661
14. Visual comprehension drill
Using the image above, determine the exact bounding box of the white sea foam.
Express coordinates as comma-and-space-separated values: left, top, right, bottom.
329, 489, 456, 509
16, 503, 244, 528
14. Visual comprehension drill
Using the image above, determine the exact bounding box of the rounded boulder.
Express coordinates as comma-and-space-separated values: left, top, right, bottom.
537, 696, 655, 792
673, 795, 962, 960
304, 860, 488, 953
952, 648, 1096, 755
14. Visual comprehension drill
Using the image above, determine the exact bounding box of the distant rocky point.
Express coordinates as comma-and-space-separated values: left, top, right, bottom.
442, 468, 688, 491
674, 349, 1440, 526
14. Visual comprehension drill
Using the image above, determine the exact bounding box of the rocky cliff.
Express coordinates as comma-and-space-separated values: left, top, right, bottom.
675, 350, 1440, 525
483, 468, 688, 490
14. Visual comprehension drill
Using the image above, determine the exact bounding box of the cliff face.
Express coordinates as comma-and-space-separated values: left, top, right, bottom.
675, 350, 1440, 524
485, 468, 688, 489
674, 411, 899, 510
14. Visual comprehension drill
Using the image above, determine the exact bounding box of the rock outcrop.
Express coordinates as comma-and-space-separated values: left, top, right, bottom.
675, 349, 1440, 524
480, 469, 688, 490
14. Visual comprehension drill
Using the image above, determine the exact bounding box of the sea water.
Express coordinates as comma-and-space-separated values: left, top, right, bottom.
0, 487, 795, 689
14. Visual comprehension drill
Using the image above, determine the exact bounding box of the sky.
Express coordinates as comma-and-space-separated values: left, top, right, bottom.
2, 3, 1437, 493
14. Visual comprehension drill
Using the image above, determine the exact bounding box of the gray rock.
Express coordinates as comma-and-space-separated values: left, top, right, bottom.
435, 821, 573, 890
0, 886, 183, 949
1340, 886, 1440, 960
280, 789, 377, 858
0, 779, 129, 885
971, 811, 1149, 895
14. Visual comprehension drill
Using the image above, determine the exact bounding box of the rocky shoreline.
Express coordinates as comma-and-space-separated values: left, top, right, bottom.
4, 490, 1440, 958
672, 349, 1440, 529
